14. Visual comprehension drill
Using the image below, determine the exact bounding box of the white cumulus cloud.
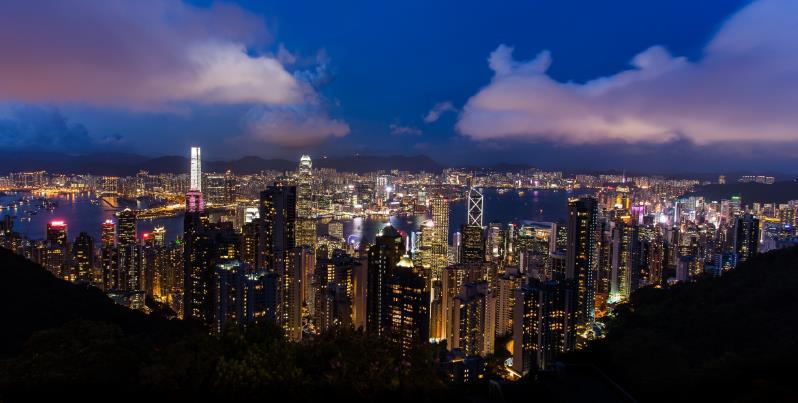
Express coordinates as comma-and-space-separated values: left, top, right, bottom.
457, 0, 798, 145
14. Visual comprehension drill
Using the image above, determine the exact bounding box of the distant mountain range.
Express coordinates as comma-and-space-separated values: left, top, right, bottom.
0, 151, 445, 175
3, 150, 798, 179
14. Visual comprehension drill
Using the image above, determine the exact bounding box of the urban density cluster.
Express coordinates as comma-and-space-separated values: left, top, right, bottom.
1, 147, 796, 381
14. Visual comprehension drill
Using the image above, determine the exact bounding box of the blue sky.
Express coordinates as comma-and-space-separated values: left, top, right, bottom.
2, 0, 797, 172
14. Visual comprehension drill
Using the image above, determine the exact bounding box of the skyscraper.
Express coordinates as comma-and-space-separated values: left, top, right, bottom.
565, 197, 598, 325
296, 155, 316, 248
118, 208, 140, 291
467, 187, 484, 227
429, 196, 450, 279
734, 213, 760, 264
387, 255, 430, 353
460, 224, 485, 264
366, 225, 404, 337
72, 232, 94, 284
100, 219, 118, 290
186, 146, 204, 212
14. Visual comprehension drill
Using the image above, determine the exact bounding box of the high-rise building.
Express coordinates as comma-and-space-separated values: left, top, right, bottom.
387, 255, 430, 353
100, 219, 118, 290
186, 146, 204, 212
467, 187, 484, 227
461, 224, 485, 264
734, 214, 760, 264
512, 279, 576, 375
118, 208, 140, 291
44, 220, 68, 279
565, 197, 598, 325
72, 232, 94, 284
296, 155, 316, 248
212, 260, 246, 334
429, 196, 450, 279
450, 281, 494, 356
259, 184, 297, 271
366, 225, 404, 337
190, 146, 202, 192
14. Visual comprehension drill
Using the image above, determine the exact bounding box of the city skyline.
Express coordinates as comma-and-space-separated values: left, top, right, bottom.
1, 0, 797, 172
1, 1, 797, 401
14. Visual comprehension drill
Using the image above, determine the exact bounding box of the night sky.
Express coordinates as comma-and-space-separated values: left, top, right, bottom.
1, 0, 796, 172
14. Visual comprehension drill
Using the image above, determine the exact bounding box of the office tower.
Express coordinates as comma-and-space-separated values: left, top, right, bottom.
44, 220, 68, 279
486, 223, 504, 265
205, 170, 236, 206
296, 155, 316, 248
450, 281, 494, 356
461, 224, 485, 264
118, 208, 140, 291
734, 214, 760, 264
565, 197, 598, 325
452, 231, 462, 264
213, 260, 246, 333
366, 225, 404, 337
467, 187, 483, 227
190, 146, 202, 192
186, 146, 204, 212
429, 196, 450, 279
100, 219, 118, 290
72, 232, 94, 284
386, 255, 430, 353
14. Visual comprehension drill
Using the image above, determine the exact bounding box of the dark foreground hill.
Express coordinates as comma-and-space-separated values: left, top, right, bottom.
581, 247, 798, 402
3, 245, 797, 402
0, 247, 449, 402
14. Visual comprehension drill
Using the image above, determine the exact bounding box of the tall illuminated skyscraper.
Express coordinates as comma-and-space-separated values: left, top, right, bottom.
118, 208, 140, 291
467, 187, 483, 227
45, 221, 68, 279
429, 196, 450, 279
72, 232, 94, 284
565, 197, 598, 325
296, 155, 316, 248
186, 146, 204, 212
190, 146, 202, 192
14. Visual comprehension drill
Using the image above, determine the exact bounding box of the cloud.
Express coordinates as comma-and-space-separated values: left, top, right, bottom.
0, 1, 301, 107
0, 105, 122, 152
424, 101, 457, 123
457, 0, 798, 145
243, 104, 350, 147
0, 0, 349, 147
390, 123, 422, 136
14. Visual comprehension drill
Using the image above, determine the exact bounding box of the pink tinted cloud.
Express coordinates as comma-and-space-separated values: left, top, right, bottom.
0, 1, 302, 107
457, 0, 798, 145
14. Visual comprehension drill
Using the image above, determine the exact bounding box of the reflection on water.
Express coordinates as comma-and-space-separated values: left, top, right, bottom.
2, 188, 583, 246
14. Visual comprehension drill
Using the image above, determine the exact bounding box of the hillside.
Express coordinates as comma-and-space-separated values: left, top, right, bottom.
0, 247, 449, 402
584, 247, 798, 402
